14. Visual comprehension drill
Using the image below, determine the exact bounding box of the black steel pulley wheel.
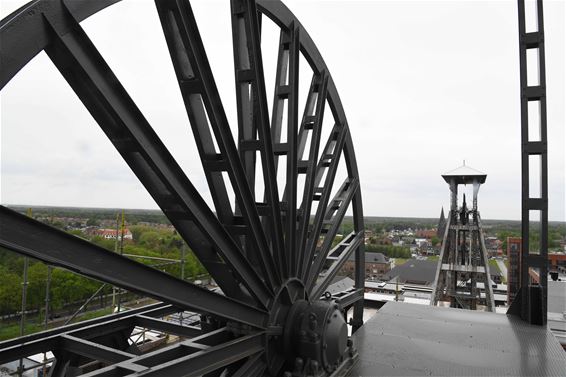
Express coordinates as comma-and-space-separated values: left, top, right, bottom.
0, 1, 365, 376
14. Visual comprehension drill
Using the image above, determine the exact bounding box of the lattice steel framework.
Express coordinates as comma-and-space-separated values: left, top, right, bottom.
0, 1, 366, 375
430, 165, 495, 312
507, 0, 549, 326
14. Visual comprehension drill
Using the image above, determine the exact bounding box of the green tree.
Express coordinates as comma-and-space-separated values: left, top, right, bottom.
431, 236, 440, 246
0, 265, 21, 315
86, 218, 100, 226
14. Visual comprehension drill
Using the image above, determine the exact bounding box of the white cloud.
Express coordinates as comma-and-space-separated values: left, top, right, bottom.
1, 0, 564, 220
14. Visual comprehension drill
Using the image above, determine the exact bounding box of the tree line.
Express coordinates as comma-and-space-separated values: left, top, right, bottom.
0, 225, 206, 318
364, 243, 411, 258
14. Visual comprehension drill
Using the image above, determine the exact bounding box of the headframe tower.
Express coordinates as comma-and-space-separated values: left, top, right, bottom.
431, 162, 495, 311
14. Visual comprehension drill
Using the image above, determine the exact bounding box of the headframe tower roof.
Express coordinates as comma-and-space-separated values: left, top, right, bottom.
442, 161, 487, 185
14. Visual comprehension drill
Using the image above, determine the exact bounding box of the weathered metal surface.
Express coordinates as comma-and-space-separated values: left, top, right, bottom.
431, 165, 495, 312
351, 302, 566, 376
509, 0, 549, 326
0, 0, 364, 375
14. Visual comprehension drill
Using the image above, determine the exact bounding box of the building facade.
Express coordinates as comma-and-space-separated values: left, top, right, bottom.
507, 237, 522, 305
341, 252, 390, 281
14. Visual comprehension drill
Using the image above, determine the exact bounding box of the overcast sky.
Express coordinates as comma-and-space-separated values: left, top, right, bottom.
0, 0, 564, 221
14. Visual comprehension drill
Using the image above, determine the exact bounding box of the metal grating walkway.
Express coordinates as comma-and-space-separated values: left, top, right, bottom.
350, 301, 566, 376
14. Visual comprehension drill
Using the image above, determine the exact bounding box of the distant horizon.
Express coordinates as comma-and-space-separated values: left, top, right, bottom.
1, 1, 563, 223
5, 203, 565, 224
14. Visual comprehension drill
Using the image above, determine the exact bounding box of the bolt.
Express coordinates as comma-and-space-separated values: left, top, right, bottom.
323, 343, 327, 349
310, 360, 319, 373
294, 357, 304, 372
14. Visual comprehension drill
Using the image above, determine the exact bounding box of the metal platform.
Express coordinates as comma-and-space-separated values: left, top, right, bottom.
350, 301, 566, 376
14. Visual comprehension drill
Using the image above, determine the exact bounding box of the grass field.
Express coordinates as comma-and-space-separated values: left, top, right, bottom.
393, 258, 409, 266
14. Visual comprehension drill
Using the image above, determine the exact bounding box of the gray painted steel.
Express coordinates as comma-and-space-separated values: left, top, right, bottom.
0, 0, 365, 375
351, 302, 566, 376
431, 164, 495, 311
511, 0, 549, 326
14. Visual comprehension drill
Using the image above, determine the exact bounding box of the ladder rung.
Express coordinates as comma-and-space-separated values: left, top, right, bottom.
298, 160, 309, 173
523, 86, 544, 100
180, 78, 202, 93
522, 32, 543, 48
203, 154, 227, 171
524, 141, 545, 154
277, 85, 291, 98
304, 115, 317, 129
281, 33, 292, 44
526, 198, 545, 210
232, 3, 245, 15
226, 225, 248, 235
240, 139, 262, 151
256, 202, 270, 216
236, 69, 254, 83
273, 143, 288, 155
232, 216, 245, 225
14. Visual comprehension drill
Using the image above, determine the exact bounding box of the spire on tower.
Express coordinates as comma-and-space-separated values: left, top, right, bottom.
437, 207, 447, 238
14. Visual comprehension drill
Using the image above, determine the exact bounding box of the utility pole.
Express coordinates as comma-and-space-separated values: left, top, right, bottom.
180, 242, 186, 326
18, 208, 32, 376
44, 266, 51, 328
42, 265, 51, 377
181, 242, 186, 281
112, 212, 119, 312
117, 210, 125, 312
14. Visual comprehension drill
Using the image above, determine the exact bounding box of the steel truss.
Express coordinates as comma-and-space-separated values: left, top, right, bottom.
507, 0, 549, 326
0, 0, 365, 376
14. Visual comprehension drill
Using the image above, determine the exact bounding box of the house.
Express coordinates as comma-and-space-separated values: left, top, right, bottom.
93, 228, 133, 240
340, 252, 391, 281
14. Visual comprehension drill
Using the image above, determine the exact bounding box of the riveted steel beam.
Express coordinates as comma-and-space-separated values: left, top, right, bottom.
0, 207, 268, 329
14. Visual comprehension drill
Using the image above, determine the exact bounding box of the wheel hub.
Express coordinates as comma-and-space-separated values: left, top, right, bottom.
262, 279, 353, 376
284, 299, 349, 375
